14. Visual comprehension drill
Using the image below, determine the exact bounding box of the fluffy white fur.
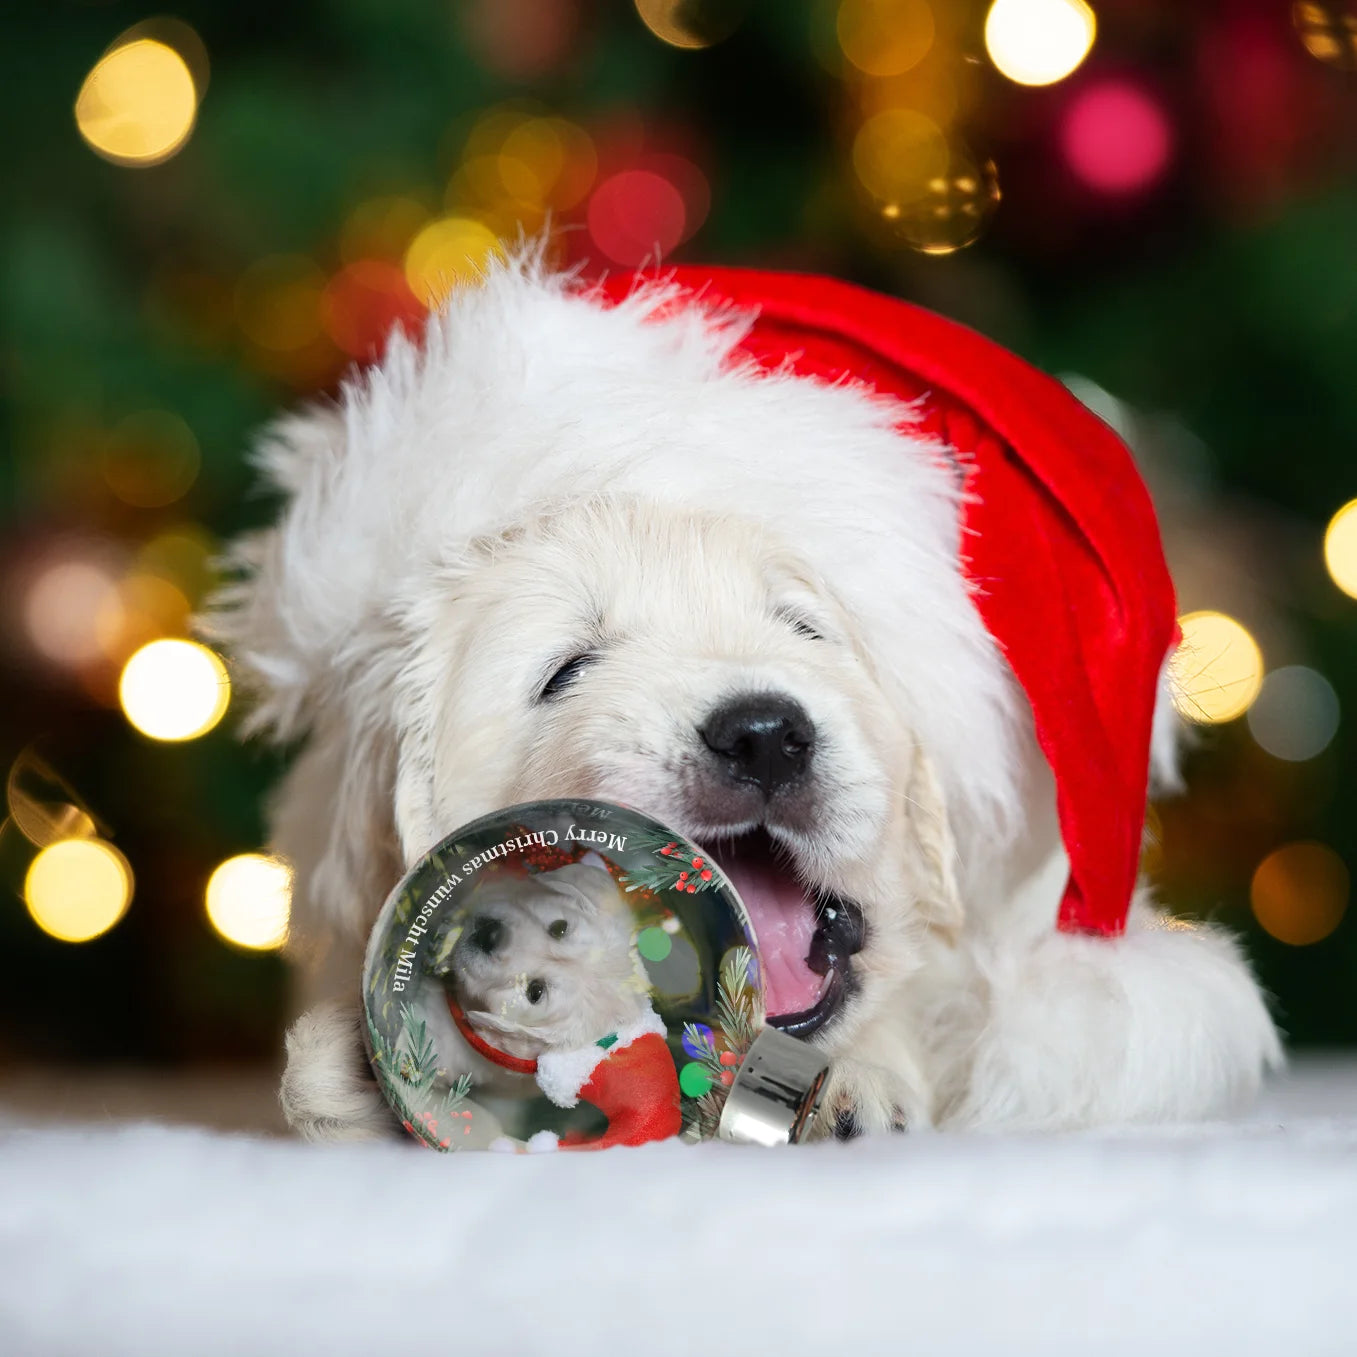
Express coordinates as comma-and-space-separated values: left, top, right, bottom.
208, 255, 1281, 1143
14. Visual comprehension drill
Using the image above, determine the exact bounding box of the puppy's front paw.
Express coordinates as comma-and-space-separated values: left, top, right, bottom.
280, 1001, 397, 1143
816, 1057, 927, 1140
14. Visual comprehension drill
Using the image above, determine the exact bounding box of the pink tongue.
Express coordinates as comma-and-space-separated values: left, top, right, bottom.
717, 841, 824, 1017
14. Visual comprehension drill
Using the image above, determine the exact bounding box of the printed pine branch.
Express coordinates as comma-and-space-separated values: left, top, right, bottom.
620, 828, 725, 897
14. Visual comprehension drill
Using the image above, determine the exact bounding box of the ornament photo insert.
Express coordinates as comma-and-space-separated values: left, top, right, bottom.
361, 799, 774, 1152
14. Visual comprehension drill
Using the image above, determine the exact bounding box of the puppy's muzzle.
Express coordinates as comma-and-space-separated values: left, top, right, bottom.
700, 694, 814, 797
468, 915, 506, 955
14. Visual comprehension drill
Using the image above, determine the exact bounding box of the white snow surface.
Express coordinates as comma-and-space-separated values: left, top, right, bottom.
2, 1062, 1356, 1357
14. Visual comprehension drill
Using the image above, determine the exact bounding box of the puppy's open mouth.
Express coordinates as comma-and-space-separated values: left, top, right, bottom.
713, 829, 865, 1037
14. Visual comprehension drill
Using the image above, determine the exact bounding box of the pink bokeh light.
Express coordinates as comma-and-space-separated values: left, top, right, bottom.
587, 169, 687, 266
1061, 79, 1173, 195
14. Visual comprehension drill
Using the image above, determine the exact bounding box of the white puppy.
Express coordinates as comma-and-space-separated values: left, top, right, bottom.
437, 860, 649, 1065
217, 257, 1281, 1143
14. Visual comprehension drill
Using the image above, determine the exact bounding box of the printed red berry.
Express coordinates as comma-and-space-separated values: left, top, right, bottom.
719, 1051, 738, 1066
720, 1071, 734, 1086
692, 857, 703, 869
686, 884, 697, 893
461, 1110, 472, 1118
439, 1139, 451, 1149
700, 869, 713, 881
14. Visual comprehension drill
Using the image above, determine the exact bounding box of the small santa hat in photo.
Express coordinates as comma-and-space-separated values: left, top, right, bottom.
597, 268, 1178, 939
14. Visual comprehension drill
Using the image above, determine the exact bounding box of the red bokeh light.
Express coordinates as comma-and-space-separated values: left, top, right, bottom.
322, 260, 426, 362
1061, 79, 1173, 195
586, 170, 687, 266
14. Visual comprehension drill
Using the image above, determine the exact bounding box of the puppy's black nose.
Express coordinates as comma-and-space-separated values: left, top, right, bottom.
700, 695, 814, 796
469, 916, 505, 954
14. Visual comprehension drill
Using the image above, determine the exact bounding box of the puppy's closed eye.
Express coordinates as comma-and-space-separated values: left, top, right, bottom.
774, 606, 826, 642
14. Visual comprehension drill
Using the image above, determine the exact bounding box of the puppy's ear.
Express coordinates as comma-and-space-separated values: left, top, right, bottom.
202, 405, 406, 948
540, 862, 621, 915
904, 741, 963, 936
466, 1009, 533, 1039
268, 707, 403, 948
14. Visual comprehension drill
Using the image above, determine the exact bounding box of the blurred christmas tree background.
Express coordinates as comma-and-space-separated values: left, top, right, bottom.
2, 0, 1356, 1098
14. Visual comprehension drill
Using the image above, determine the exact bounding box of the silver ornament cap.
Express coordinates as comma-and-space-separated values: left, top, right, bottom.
717, 1026, 829, 1146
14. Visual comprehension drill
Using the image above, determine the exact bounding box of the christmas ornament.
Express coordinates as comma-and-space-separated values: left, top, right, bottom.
362, 798, 828, 1152
879, 151, 1001, 255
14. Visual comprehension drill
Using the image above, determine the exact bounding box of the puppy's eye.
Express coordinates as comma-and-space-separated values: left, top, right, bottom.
526, 978, 546, 1004
776, 608, 825, 642
539, 652, 597, 701
548, 919, 568, 939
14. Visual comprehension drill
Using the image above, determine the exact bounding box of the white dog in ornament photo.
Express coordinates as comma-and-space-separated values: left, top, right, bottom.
213, 254, 1282, 1144
385, 855, 681, 1153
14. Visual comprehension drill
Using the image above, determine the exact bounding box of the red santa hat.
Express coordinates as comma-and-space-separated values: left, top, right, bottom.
596, 268, 1178, 939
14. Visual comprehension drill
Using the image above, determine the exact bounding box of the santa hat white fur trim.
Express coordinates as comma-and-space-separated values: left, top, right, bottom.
535, 1008, 669, 1109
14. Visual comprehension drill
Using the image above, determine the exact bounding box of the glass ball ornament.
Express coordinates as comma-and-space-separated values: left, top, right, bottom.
879, 152, 1001, 256
362, 799, 828, 1152
1292, 2, 1357, 72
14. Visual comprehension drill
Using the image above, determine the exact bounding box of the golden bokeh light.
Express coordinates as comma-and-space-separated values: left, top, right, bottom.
634, 0, 746, 50
837, 0, 935, 78
1168, 610, 1264, 724
853, 108, 950, 205
100, 410, 201, 508
206, 854, 292, 951
984, 0, 1096, 87
499, 116, 598, 211
119, 639, 230, 741
1251, 842, 1349, 947
25, 838, 133, 943
403, 217, 503, 307
135, 525, 218, 604
75, 38, 198, 167
1323, 497, 1357, 599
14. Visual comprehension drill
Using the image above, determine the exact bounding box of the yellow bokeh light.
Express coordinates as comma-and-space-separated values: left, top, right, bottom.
1251, 842, 1349, 947
206, 854, 291, 951
135, 525, 218, 604
852, 108, 950, 205
984, 0, 1096, 87
1168, 610, 1264, 725
119, 639, 230, 741
1323, 498, 1357, 599
837, 0, 936, 78
75, 38, 198, 167
403, 217, 503, 307
25, 838, 132, 943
